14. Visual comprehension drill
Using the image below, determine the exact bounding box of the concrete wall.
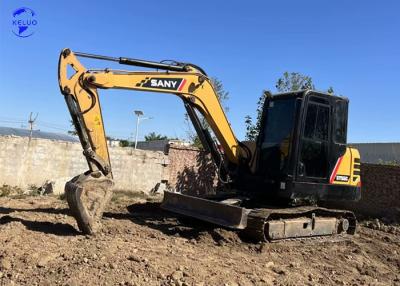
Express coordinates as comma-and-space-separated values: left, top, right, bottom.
350, 143, 400, 164
110, 147, 169, 192
0, 136, 168, 194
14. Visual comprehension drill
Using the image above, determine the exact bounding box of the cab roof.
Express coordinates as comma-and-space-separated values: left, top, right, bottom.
271, 90, 348, 101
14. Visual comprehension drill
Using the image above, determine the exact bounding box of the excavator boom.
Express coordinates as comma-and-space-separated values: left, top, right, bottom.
59, 49, 241, 170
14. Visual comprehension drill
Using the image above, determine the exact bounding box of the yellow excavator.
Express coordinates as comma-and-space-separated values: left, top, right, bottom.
58, 48, 361, 241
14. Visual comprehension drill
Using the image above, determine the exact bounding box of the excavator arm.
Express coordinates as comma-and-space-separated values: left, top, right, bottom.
58, 48, 243, 233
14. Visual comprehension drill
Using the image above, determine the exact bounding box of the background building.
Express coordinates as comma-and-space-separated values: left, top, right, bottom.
136, 139, 191, 153
0, 126, 78, 142
350, 143, 400, 164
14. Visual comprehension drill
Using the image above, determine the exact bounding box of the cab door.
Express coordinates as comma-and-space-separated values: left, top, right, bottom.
297, 95, 331, 182
329, 98, 349, 181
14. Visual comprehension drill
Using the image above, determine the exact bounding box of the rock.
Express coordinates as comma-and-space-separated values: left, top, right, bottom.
109, 263, 117, 269
39, 181, 55, 195
265, 261, 274, 268
308, 273, 314, 281
0, 258, 11, 270
127, 255, 141, 262
83, 258, 89, 263
171, 270, 184, 281
373, 219, 381, 230
38, 177, 73, 195
272, 266, 286, 275
224, 282, 239, 286
150, 181, 168, 195
37, 257, 49, 268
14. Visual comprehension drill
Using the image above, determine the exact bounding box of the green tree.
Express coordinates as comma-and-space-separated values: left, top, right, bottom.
67, 119, 77, 136
144, 132, 168, 141
275, 72, 315, 92
185, 77, 229, 149
119, 140, 131, 147
244, 72, 334, 141
244, 90, 272, 141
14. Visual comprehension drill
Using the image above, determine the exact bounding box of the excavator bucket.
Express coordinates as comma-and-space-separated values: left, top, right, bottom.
65, 172, 114, 234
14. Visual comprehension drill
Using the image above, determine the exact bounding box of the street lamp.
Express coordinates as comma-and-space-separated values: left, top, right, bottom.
134, 110, 152, 149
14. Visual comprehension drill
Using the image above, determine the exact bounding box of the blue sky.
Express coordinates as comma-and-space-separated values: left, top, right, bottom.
0, 0, 399, 142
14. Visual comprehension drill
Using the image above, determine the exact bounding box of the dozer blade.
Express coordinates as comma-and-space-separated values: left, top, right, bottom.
65, 172, 114, 234
161, 191, 250, 229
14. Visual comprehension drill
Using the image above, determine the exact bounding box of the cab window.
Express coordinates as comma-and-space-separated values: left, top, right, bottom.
334, 100, 348, 144
300, 102, 330, 178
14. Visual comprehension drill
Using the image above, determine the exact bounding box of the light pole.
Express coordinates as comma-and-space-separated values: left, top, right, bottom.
134, 110, 152, 149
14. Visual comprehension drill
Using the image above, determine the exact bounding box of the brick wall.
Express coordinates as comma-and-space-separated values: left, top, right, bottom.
360, 163, 400, 216
326, 163, 400, 217
167, 145, 217, 196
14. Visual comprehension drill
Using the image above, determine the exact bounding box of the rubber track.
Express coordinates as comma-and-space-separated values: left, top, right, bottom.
243, 206, 357, 242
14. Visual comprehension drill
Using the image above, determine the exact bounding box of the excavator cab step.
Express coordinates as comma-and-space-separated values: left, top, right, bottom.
161, 191, 357, 242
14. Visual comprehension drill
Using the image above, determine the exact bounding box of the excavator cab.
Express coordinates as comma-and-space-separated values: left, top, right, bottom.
251, 90, 361, 203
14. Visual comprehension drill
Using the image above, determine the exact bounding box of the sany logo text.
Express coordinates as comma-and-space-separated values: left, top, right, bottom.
139, 77, 186, 91
150, 79, 178, 89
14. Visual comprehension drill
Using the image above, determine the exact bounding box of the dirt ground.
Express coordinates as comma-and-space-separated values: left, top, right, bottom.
0, 193, 399, 286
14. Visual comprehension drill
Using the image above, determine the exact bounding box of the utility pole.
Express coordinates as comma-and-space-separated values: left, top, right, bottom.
28, 112, 38, 141
134, 110, 152, 149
